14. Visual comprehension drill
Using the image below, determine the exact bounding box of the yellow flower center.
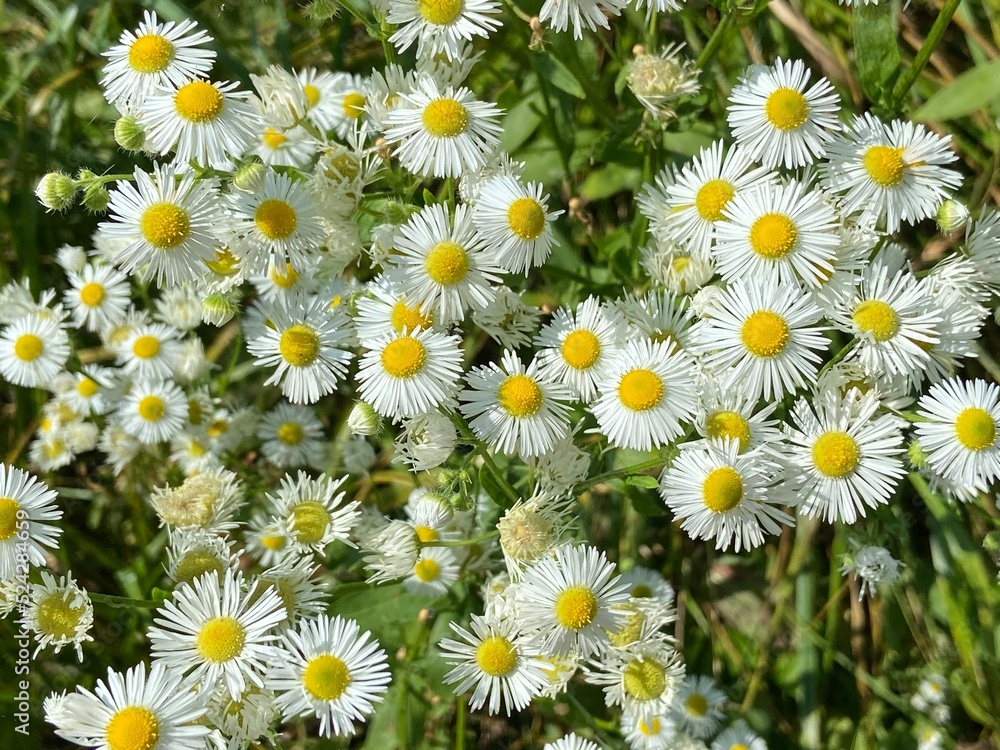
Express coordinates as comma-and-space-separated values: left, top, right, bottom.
863, 145, 906, 187
255, 199, 297, 240
291, 501, 330, 544
418, 0, 465, 25
631, 584, 653, 598
476, 635, 518, 676
270, 263, 300, 288
174, 550, 225, 585
415, 525, 438, 543
740, 310, 789, 357
498, 374, 543, 418
618, 368, 664, 411
304, 654, 351, 700
702, 466, 744, 512
279, 325, 320, 367
554, 585, 598, 630
623, 658, 667, 701
140, 202, 190, 249
705, 410, 751, 453
35, 592, 85, 639
132, 335, 160, 360
749, 213, 798, 260
105, 706, 160, 750
561, 329, 601, 370
424, 240, 469, 285
695, 179, 735, 222
507, 197, 546, 239
277, 422, 303, 445
954, 407, 997, 450
128, 34, 174, 74
422, 98, 469, 138
138, 395, 166, 422
765, 87, 810, 130
261, 533, 286, 551
391, 300, 434, 333
303, 84, 321, 107
174, 80, 224, 123
414, 557, 441, 581
342, 92, 367, 118
609, 607, 645, 647
852, 300, 899, 342
80, 282, 106, 307
381, 336, 427, 378
207, 248, 240, 276
686, 693, 709, 716
639, 717, 662, 736
14, 333, 43, 362
812, 431, 860, 478
196, 616, 246, 663
672, 255, 691, 274
262, 128, 288, 149
77, 377, 99, 398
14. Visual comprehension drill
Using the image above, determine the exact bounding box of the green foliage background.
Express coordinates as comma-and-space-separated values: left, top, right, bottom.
2, 0, 1000, 748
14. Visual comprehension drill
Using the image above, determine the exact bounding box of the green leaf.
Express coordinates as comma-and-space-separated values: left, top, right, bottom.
579, 164, 641, 200
625, 474, 660, 489
912, 59, 1000, 121
627, 485, 667, 516
853, 0, 902, 105
479, 465, 515, 509
534, 52, 586, 99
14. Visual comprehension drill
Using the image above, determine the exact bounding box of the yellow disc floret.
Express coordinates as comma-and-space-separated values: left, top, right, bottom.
954, 407, 996, 450
391, 300, 434, 332
765, 87, 810, 131
561, 329, 601, 370
304, 654, 351, 700
128, 34, 174, 74
623, 658, 667, 701
196, 616, 246, 663
290, 501, 331, 544
740, 310, 789, 358
498, 374, 543, 418
705, 410, 751, 453
554, 585, 598, 630
418, 0, 465, 25
140, 202, 191, 249
422, 98, 469, 138
414, 557, 441, 581
812, 431, 860, 478
14, 334, 43, 362
425, 241, 469, 285
695, 179, 735, 222
618, 368, 664, 411
507, 197, 546, 239
279, 325, 320, 367
132, 335, 160, 360
852, 300, 900, 342
138, 395, 165, 422
381, 336, 427, 378
255, 199, 298, 240
863, 145, 906, 187
80, 282, 106, 307
476, 635, 518, 676
342, 92, 367, 118
277, 422, 303, 446
105, 706, 160, 750
749, 213, 798, 260
701, 466, 744, 512
174, 80, 225, 123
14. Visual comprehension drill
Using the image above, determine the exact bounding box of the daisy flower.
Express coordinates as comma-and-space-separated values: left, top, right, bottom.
64, 366, 116, 417
727, 58, 841, 169
690, 279, 828, 402
690, 382, 781, 455
0, 313, 70, 388
384, 0, 502, 57
781, 390, 906, 523
296, 68, 344, 133
150, 468, 245, 532
227, 170, 325, 274
840, 543, 904, 600
403, 546, 461, 596
915, 377, 1000, 492
0, 464, 62, 578
117, 378, 187, 444
472, 176, 562, 274
614, 290, 696, 349
65, 263, 130, 332
268, 471, 359, 557
387, 203, 503, 324
460, 350, 574, 458
660, 439, 792, 552
353, 276, 437, 341
671, 675, 727, 739
117, 322, 182, 380
627, 44, 699, 120
148, 569, 286, 700
589, 338, 699, 452
517, 543, 630, 658
266, 614, 392, 738
253, 123, 316, 168
246, 293, 354, 404
100, 164, 223, 287
585, 639, 686, 722
535, 296, 627, 402
356, 327, 464, 420
820, 112, 962, 232
543, 734, 602, 750
539, 0, 629, 39
256, 557, 328, 625
100, 11, 215, 107
382, 79, 503, 178
713, 180, 839, 289
712, 721, 767, 750
26, 570, 94, 660
472, 287, 544, 349
258, 401, 326, 468
439, 613, 549, 715
622, 709, 679, 750
141, 78, 261, 170
45, 662, 212, 750
394, 410, 459, 471
165, 528, 239, 587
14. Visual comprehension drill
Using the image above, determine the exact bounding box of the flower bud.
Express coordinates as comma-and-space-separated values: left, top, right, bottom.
348, 401, 382, 437
114, 115, 147, 152
202, 292, 240, 327
82, 184, 110, 213
907, 439, 927, 470
232, 160, 266, 193
35, 172, 78, 212
936, 199, 969, 233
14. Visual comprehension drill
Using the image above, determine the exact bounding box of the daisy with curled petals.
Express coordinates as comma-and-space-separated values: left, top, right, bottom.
386, 203, 503, 324
382, 78, 503, 178
117, 378, 187, 444
535, 296, 626, 402
227, 171, 325, 275
65, 264, 130, 333
517, 543, 630, 659
100, 164, 223, 287
621, 709, 679, 750
141, 78, 261, 170
539, 0, 628, 39
820, 112, 962, 232
44, 662, 211, 750
671, 675, 727, 739
915, 377, 1000, 492
585, 639, 686, 722
246, 293, 354, 404
258, 401, 326, 468
0, 464, 62, 579
0, 313, 70, 388
353, 276, 437, 341
713, 180, 839, 289
472, 176, 562, 274
100, 10, 215, 107
589, 338, 699, 452
727, 58, 842, 169
459, 350, 574, 458
690, 381, 781, 455
690, 279, 828, 403
659, 439, 792, 552
357, 327, 464, 420
268, 471, 360, 557
659, 141, 773, 259
384, 0, 502, 58
266, 614, 392, 738
148, 569, 286, 701
26, 570, 94, 660
439, 613, 549, 716
780, 389, 906, 524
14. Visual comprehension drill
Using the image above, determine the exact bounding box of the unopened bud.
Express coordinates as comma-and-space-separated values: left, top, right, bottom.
202, 292, 239, 327
306, 0, 339, 20
35, 172, 78, 212
936, 199, 969, 233
82, 184, 110, 213
348, 401, 382, 437
907, 440, 927, 470
114, 115, 147, 152
232, 160, 266, 193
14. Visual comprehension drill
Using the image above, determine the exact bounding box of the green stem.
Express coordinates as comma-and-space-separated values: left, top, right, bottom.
890, 0, 963, 109
816, 339, 856, 379
89, 592, 160, 609
574, 455, 666, 493
422, 529, 500, 548
455, 694, 466, 750
695, 13, 736, 68
446, 411, 520, 506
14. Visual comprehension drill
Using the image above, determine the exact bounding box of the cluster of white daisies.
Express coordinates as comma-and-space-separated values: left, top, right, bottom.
4, 3, 998, 749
